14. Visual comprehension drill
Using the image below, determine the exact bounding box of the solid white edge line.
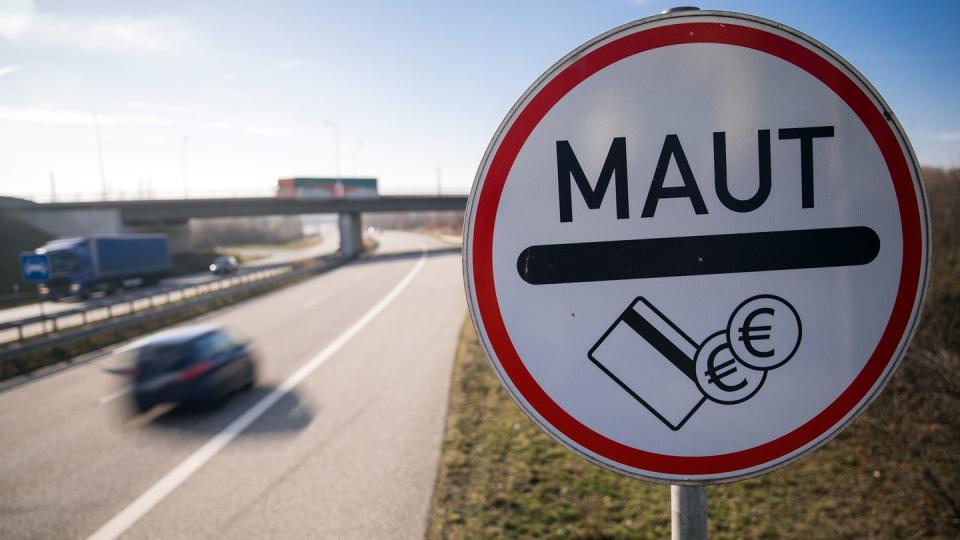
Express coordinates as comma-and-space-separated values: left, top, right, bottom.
87, 244, 428, 540
98, 386, 131, 405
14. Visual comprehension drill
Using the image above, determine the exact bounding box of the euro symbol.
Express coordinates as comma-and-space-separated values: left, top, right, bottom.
704, 347, 747, 392
738, 307, 775, 358
695, 331, 766, 404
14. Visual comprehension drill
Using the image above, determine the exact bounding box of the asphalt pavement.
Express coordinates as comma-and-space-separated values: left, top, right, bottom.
0, 231, 465, 539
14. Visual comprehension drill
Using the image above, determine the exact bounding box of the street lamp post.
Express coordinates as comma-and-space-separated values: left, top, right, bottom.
324, 120, 342, 195
94, 115, 108, 200
181, 136, 190, 199
353, 141, 364, 176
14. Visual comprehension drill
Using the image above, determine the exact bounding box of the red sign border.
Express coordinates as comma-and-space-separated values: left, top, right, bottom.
467, 16, 926, 478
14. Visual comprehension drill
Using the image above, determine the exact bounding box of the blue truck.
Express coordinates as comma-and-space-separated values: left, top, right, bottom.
26, 234, 172, 299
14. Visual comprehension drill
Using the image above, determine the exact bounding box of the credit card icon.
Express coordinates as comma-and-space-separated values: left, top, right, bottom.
588, 297, 706, 430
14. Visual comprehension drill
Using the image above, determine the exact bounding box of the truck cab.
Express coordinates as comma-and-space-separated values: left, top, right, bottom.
36, 238, 93, 298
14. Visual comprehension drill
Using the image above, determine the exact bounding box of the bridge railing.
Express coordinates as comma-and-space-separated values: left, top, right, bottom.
3, 186, 468, 204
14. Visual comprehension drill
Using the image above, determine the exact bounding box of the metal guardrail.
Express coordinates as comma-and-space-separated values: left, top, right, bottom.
0, 266, 294, 346
0, 255, 354, 368
0, 261, 314, 356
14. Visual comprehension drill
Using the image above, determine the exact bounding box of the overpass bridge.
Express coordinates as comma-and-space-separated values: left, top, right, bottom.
9, 195, 468, 256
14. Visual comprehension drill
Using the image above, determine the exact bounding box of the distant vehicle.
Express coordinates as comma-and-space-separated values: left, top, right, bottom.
209, 255, 239, 275
123, 325, 257, 413
276, 177, 378, 199
30, 234, 171, 299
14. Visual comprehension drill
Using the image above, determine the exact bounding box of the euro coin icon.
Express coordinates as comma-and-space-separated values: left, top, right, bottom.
727, 295, 801, 371
694, 331, 766, 405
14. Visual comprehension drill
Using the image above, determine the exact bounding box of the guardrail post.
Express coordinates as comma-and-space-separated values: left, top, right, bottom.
17, 324, 23, 342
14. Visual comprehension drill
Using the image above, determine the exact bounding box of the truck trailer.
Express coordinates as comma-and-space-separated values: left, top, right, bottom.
30, 234, 172, 299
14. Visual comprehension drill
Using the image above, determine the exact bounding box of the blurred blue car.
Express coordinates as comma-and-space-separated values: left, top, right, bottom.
124, 325, 257, 412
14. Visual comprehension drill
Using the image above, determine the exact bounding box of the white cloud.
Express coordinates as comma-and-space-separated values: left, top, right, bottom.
195, 120, 237, 130
2, 13, 195, 55
246, 125, 290, 137
192, 119, 292, 137
933, 131, 960, 142
116, 101, 196, 115
0, 106, 174, 127
267, 59, 306, 73
0, 0, 34, 39
0, 65, 20, 77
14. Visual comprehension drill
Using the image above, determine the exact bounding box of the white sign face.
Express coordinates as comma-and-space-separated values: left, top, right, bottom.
464, 11, 928, 483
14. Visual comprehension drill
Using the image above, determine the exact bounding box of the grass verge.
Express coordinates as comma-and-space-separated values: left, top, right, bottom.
428, 169, 960, 539
428, 321, 958, 539
218, 235, 324, 253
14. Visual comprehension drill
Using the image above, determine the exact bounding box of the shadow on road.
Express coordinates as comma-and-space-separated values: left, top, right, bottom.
351, 246, 461, 267
145, 386, 314, 437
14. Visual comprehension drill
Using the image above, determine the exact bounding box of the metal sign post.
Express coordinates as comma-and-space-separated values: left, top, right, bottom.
672, 485, 707, 539
463, 8, 928, 538
21, 253, 52, 332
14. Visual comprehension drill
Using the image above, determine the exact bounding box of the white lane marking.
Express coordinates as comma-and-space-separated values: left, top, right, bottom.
301, 293, 329, 309
87, 244, 428, 540
99, 386, 131, 405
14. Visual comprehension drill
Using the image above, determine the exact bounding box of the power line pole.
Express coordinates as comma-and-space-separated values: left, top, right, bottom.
94, 115, 107, 200
324, 120, 342, 196
49, 171, 56, 203
181, 136, 190, 199
353, 141, 363, 175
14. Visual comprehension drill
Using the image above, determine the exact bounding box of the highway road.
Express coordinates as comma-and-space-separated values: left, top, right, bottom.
0, 226, 341, 327
222, 223, 342, 267
0, 231, 465, 539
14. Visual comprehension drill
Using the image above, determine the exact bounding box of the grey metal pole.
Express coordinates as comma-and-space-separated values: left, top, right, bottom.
662, 6, 700, 14
324, 120, 342, 195
181, 136, 190, 199
94, 115, 108, 200
39, 298, 47, 335
671, 485, 707, 540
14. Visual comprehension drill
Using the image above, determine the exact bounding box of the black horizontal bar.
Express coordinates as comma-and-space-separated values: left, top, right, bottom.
516, 226, 880, 285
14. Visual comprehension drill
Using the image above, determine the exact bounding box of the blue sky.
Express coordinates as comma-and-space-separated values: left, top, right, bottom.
0, 0, 957, 200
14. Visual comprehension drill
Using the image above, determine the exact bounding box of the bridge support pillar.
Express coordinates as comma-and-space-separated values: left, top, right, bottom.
338, 212, 363, 258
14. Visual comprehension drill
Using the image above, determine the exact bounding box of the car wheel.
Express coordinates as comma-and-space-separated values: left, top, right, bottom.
240, 363, 256, 391
134, 396, 152, 413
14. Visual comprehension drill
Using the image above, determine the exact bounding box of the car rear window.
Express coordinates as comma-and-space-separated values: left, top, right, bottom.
192, 331, 236, 359
136, 343, 191, 375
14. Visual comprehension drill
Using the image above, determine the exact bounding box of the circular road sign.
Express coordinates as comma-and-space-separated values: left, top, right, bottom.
463, 10, 929, 483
